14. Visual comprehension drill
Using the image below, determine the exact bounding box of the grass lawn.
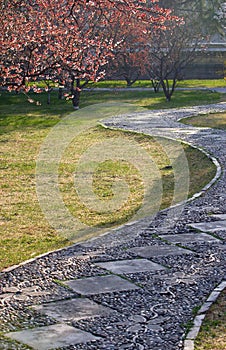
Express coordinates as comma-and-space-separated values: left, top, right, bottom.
0, 89, 219, 270
194, 289, 226, 350
33, 79, 226, 89
177, 79, 226, 89
91, 79, 226, 89
181, 112, 226, 130
78, 89, 221, 110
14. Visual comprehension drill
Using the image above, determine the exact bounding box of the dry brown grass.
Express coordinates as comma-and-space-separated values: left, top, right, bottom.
0, 91, 217, 270
181, 112, 226, 130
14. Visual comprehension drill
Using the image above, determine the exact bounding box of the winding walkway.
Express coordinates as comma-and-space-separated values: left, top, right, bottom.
0, 103, 226, 350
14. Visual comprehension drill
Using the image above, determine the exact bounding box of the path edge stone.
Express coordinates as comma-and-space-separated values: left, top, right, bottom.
183, 280, 226, 350
177, 115, 223, 195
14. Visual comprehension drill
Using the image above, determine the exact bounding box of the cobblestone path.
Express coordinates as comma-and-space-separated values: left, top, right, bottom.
0, 103, 226, 350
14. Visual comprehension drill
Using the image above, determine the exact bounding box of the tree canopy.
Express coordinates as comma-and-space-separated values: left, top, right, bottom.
159, 0, 226, 35
0, 0, 172, 98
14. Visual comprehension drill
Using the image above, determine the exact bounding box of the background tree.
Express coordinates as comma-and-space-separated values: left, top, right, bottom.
144, 19, 195, 101
104, 1, 175, 87
105, 18, 148, 87
144, 0, 225, 101
159, 0, 226, 35
107, 48, 146, 87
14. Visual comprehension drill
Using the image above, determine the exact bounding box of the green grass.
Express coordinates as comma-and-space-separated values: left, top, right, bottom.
0, 91, 73, 134
195, 289, 226, 350
30, 79, 226, 89
181, 112, 226, 130
176, 79, 226, 89
96, 79, 226, 89
90, 79, 226, 89
0, 90, 218, 270
0, 89, 221, 132
79, 89, 221, 109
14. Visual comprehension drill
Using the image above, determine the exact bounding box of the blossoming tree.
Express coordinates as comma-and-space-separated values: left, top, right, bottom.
1, 0, 176, 107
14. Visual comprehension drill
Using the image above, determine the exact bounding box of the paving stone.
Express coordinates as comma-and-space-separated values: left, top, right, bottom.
95, 259, 166, 274
65, 275, 140, 295
5, 323, 100, 350
159, 232, 220, 244
189, 221, 226, 232
128, 245, 193, 258
32, 297, 114, 322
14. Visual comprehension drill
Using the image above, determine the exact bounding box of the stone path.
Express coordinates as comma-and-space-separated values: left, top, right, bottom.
0, 103, 226, 350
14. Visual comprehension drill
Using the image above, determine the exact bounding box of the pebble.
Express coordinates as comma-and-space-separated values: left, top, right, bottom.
128, 315, 146, 323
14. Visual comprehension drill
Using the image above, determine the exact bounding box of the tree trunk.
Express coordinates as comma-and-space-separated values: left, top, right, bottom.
71, 77, 81, 109
160, 79, 172, 102
151, 79, 160, 93
47, 89, 51, 104
72, 89, 80, 109
125, 73, 139, 87
160, 80, 170, 101
58, 87, 63, 100
125, 77, 132, 87
58, 84, 64, 99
